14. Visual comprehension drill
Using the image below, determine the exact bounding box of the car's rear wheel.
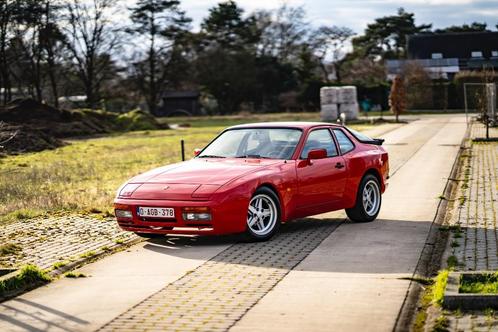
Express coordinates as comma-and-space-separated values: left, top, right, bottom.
346, 174, 381, 222
245, 187, 281, 242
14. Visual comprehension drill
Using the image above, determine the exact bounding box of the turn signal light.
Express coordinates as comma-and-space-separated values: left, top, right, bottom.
182, 207, 211, 221
115, 209, 133, 219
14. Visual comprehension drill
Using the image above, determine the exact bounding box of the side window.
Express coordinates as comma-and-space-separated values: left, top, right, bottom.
333, 129, 355, 154
300, 129, 338, 159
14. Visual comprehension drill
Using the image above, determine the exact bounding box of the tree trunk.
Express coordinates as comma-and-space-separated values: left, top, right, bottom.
148, 14, 157, 115
47, 56, 59, 108
334, 61, 342, 84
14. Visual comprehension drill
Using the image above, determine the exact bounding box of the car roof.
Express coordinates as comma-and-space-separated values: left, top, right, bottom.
227, 121, 343, 130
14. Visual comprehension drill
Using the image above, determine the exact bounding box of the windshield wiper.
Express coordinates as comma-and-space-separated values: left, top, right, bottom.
235, 154, 272, 159
197, 155, 226, 158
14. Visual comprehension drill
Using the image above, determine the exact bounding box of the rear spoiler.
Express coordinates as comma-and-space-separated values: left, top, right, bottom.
342, 126, 384, 146
359, 138, 384, 146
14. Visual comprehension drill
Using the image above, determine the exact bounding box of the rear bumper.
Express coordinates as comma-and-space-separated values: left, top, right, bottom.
114, 197, 247, 235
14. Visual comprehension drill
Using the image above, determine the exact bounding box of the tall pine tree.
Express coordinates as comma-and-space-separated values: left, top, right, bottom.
128, 0, 191, 114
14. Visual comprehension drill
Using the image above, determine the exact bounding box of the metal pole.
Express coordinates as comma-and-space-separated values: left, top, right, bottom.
464, 83, 468, 125
181, 140, 185, 161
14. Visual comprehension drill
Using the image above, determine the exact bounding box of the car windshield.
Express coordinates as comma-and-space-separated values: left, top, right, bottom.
198, 128, 302, 160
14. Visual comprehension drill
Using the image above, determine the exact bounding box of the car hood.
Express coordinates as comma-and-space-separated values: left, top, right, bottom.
126, 158, 281, 200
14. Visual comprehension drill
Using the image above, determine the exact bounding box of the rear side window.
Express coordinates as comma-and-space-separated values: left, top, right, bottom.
333, 129, 355, 154
300, 129, 338, 158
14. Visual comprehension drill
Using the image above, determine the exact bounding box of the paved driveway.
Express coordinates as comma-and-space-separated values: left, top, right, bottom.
0, 115, 468, 332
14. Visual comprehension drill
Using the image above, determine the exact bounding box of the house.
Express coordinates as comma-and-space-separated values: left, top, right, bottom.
387, 31, 498, 80
154, 91, 202, 117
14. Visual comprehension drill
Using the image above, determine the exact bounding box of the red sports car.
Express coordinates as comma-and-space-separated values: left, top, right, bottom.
114, 122, 389, 241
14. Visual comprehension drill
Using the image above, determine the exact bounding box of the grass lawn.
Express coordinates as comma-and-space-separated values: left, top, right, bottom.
0, 113, 374, 224
460, 273, 498, 294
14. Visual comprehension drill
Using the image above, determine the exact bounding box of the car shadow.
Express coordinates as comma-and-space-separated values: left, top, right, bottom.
142, 217, 436, 275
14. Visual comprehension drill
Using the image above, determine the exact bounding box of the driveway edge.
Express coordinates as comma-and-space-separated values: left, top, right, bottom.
393, 122, 471, 332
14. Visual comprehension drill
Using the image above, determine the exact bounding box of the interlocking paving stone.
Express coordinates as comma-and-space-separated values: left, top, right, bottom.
97, 219, 342, 332
448, 124, 498, 271
0, 216, 136, 270
444, 122, 498, 331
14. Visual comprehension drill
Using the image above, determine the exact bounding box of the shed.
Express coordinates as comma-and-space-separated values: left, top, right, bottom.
154, 91, 201, 117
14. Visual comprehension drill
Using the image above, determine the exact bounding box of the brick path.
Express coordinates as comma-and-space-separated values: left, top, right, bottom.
0, 215, 136, 270
98, 219, 341, 332
444, 121, 498, 331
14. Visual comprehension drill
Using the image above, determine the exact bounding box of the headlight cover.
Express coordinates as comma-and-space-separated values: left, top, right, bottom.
118, 183, 141, 198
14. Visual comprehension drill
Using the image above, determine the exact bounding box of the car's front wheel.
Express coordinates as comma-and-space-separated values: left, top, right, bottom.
346, 174, 381, 222
245, 187, 281, 242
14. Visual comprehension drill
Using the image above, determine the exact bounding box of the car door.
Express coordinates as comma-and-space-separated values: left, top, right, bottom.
296, 128, 347, 211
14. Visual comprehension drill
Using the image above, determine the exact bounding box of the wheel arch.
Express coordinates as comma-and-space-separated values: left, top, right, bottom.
255, 183, 285, 221
363, 168, 384, 192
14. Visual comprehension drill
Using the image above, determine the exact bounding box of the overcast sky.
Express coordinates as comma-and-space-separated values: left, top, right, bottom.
131, 0, 497, 33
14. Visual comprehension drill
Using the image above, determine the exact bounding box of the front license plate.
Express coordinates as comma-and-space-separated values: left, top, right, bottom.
137, 207, 175, 218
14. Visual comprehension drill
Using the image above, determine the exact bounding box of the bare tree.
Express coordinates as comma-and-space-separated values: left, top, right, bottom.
41, 1, 65, 108
310, 26, 354, 82
61, 0, 121, 109
258, 5, 309, 64
0, 0, 17, 104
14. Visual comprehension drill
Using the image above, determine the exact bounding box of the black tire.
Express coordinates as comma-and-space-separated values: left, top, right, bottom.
244, 187, 281, 242
346, 174, 381, 223
134, 232, 164, 239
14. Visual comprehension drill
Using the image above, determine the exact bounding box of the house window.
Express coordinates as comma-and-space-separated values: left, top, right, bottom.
431, 53, 443, 59
492, 51, 498, 57
471, 51, 483, 58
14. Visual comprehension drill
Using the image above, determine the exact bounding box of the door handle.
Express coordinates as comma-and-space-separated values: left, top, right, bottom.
335, 162, 345, 169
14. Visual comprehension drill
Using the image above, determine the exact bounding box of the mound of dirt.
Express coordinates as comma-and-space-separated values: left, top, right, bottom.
0, 98, 168, 155
0, 122, 65, 155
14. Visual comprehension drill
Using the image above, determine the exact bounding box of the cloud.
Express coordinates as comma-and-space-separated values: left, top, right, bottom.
121, 0, 498, 33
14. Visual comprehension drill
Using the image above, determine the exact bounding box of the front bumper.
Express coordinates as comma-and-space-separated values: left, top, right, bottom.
114, 197, 247, 236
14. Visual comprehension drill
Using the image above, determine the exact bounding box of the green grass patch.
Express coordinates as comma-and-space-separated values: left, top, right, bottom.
433, 270, 449, 305
460, 272, 498, 294
432, 315, 449, 332
439, 225, 460, 232
79, 251, 96, 259
52, 261, 68, 269
0, 243, 21, 256
450, 241, 460, 248
412, 271, 446, 332
447, 255, 459, 269
65, 271, 87, 278
0, 113, 375, 224
0, 265, 51, 295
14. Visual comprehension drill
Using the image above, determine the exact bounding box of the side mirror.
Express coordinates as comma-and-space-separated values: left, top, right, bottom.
194, 148, 202, 157
307, 149, 327, 160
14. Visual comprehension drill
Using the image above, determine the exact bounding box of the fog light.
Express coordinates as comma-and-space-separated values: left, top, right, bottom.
182, 207, 211, 221
115, 209, 133, 219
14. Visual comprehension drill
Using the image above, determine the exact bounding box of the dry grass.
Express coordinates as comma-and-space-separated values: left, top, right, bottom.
0, 113, 373, 224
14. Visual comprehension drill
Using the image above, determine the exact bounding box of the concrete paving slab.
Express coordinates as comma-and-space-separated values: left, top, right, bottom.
0, 237, 232, 332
